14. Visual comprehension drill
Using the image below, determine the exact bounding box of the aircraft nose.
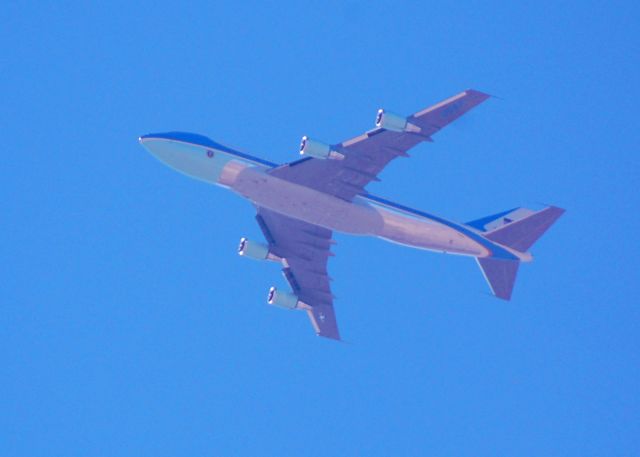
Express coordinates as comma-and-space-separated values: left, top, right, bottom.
139, 133, 199, 168
139, 132, 224, 184
139, 134, 171, 161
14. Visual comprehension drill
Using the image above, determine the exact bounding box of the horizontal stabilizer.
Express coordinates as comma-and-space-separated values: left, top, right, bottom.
467, 207, 535, 232
485, 206, 565, 252
477, 258, 520, 300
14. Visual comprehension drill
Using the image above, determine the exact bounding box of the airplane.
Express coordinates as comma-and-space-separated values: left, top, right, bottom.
139, 89, 564, 341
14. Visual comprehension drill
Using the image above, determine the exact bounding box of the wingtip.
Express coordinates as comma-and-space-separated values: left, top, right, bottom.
495, 291, 513, 301
317, 332, 342, 342
468, 89, 503, 101
467, 88, 490, 98
484, 291, 512, 301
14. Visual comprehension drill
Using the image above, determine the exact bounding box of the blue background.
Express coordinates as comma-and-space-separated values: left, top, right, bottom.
2, 1, 638, 455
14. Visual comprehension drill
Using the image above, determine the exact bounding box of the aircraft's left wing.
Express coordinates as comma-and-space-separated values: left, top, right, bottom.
268, 89, 490, 201
255, 207, 340, 340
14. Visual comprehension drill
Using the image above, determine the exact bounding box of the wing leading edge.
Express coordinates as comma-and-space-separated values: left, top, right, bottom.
256, 207, 340, 340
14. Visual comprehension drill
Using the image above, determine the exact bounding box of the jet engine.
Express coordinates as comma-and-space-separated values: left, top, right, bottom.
267, 287, 300, 309
299, 136, 344, 160
375, 109, 421, 133
238, 237, 270, 260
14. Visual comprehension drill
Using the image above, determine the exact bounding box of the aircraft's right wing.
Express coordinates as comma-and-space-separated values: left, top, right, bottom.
268, 89, 490, 201
255, 207, 340, 340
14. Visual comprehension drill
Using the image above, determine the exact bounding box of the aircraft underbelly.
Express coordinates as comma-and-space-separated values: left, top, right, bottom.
372, 208, 486, 256
224, 165, 486, 257
227, 166, 384, 234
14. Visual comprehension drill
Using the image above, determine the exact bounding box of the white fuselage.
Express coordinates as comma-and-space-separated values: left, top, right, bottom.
221, 161, 488, 257
140, 136, 529, 262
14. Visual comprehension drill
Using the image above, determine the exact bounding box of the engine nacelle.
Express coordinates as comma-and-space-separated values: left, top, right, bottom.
238, 237, 270, 260
299, 136, 344, 160
375, 109, 421, 133
267, 287, 300, 309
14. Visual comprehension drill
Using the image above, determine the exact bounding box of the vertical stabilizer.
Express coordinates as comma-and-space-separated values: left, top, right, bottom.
477, 258, 520, 300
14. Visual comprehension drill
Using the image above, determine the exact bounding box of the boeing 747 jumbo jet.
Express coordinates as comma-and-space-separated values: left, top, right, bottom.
140, 89, 564, 340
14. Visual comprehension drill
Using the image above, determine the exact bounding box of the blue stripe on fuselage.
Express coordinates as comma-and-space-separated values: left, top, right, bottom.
140, 132, 278, 168
360, 193, 519, 260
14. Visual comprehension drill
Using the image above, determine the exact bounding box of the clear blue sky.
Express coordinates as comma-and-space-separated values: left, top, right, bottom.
2, 1, 638, 455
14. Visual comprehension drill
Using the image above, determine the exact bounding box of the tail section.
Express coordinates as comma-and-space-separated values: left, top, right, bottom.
471, 206, 565, 300
476, 258, 519, 300
484, 206, 565, 252
466, 207, 536, 232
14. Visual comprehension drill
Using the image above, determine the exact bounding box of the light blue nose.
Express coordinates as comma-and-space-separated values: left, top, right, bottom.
139, 132, 228, 184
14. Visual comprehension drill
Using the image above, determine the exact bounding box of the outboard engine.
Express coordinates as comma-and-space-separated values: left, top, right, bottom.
267, 287, 300, 309
299, 136, 344, 160
238, 237, 270, 260
375, 109, 421, 133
